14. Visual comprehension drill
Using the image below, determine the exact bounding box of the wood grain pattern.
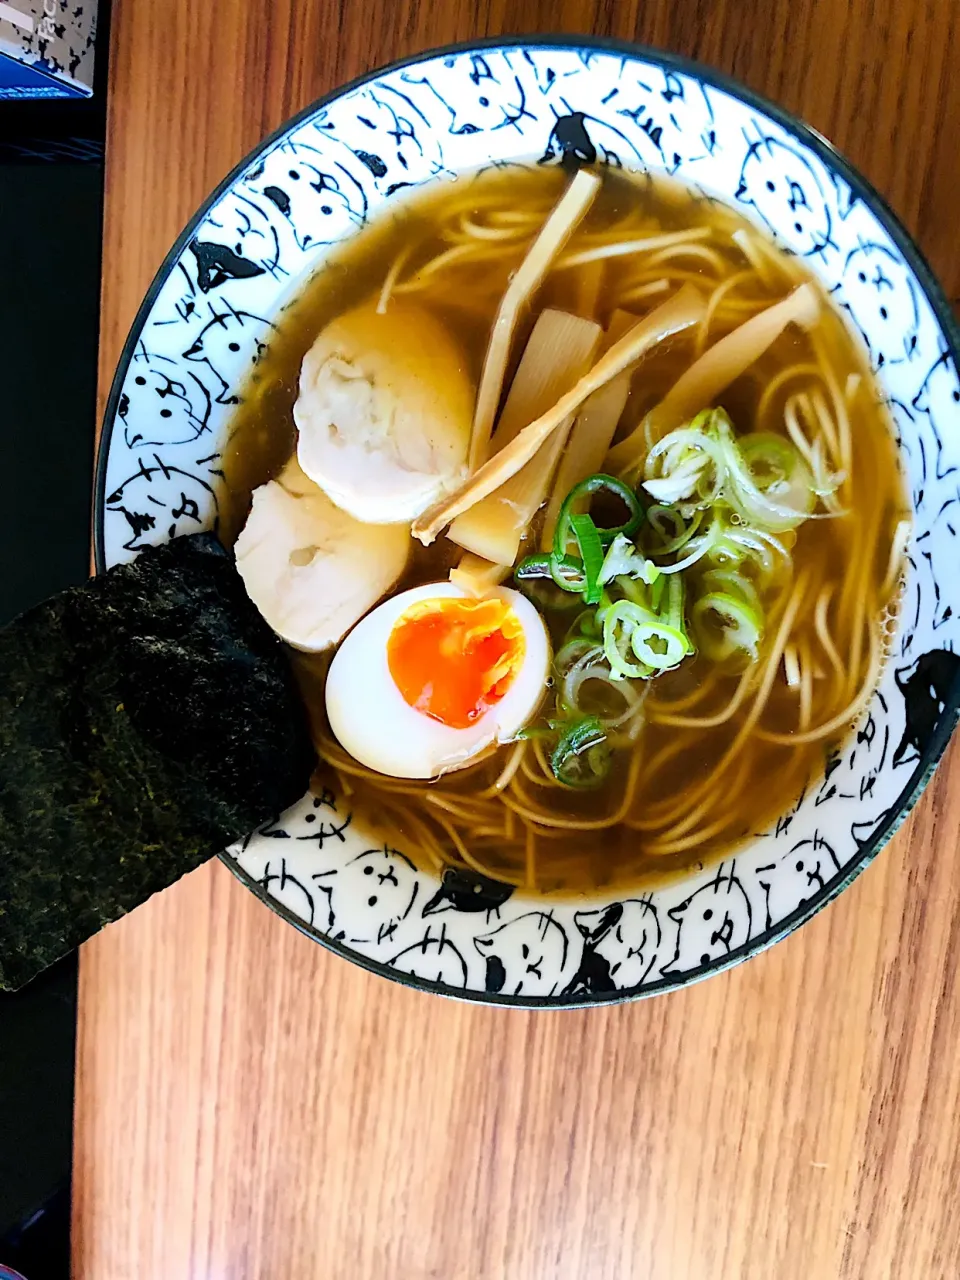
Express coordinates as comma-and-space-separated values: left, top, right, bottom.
75, 2, 960, 1277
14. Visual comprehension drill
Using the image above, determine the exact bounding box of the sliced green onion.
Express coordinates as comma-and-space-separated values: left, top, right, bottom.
613, 574, 649, 607
515, 553, 552, 578
643, 423, 727, 509
647, 503, 686, 542
598, 532, 661, 587
569, 512, 605, 604
739, 432, 799, 486
700, 568, 761, 616
563, 610, 602, 646
554, 638, 599, 680
646, 505, 703, 554
561, 653, 648, 731
715, 525, 788, 578
642, 409, 819, 536
554, 474, 643, 558
549, 552, 588, 595
514, 554, 582, 611
663, 573, 693, 653
550, 716, 611, 789
692, 591, 763, 662
655, 516, 724, 575
718, 420, 814, 531
558, 645, 604, 712
630, 621, 688, 670
602, 600, 656, 680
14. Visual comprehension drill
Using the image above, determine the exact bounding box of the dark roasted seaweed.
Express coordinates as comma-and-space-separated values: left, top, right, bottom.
0, 533, 315, 990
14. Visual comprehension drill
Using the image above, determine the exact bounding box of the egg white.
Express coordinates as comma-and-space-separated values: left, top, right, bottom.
325, 582, 551, 780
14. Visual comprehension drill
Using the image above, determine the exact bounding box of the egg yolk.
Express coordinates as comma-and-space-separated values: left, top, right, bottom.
387, 596, 526, 730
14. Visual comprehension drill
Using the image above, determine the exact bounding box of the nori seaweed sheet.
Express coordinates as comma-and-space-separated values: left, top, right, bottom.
0, 533, 315, 990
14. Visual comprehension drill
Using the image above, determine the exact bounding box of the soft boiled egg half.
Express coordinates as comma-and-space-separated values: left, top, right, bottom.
325, 582, 551, 779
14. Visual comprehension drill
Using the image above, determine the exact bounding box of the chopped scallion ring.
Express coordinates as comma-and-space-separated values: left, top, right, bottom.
550, 716, 611, 788
692, 590, 763, 662
554, 473, 643, 558
569, 512, 605, 604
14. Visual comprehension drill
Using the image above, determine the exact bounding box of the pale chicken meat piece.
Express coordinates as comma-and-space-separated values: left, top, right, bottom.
234, 456, 409, 652
294, 298, 475, 524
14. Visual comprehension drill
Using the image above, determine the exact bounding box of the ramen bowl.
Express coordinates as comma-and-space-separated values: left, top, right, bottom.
95, 37, 960, 1006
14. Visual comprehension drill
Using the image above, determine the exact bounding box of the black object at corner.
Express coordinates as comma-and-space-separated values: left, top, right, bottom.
0, 1, 111, 1269
0, 957, 75, 1275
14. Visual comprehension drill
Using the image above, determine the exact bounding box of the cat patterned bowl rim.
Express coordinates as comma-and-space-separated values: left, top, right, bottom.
94, 36, 960, 1006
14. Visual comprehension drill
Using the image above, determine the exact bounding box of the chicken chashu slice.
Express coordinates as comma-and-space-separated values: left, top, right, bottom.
294, 298, 475, 524
234, 455, 409, 652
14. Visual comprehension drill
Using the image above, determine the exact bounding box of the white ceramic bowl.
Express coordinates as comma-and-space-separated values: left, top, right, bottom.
96, 38, 960, 1006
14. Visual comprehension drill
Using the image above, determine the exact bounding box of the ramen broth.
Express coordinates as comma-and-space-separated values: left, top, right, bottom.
222, 165, 907, 894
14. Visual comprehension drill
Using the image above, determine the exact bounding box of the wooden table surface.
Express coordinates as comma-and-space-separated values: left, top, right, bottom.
73, 2, 960, 1277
